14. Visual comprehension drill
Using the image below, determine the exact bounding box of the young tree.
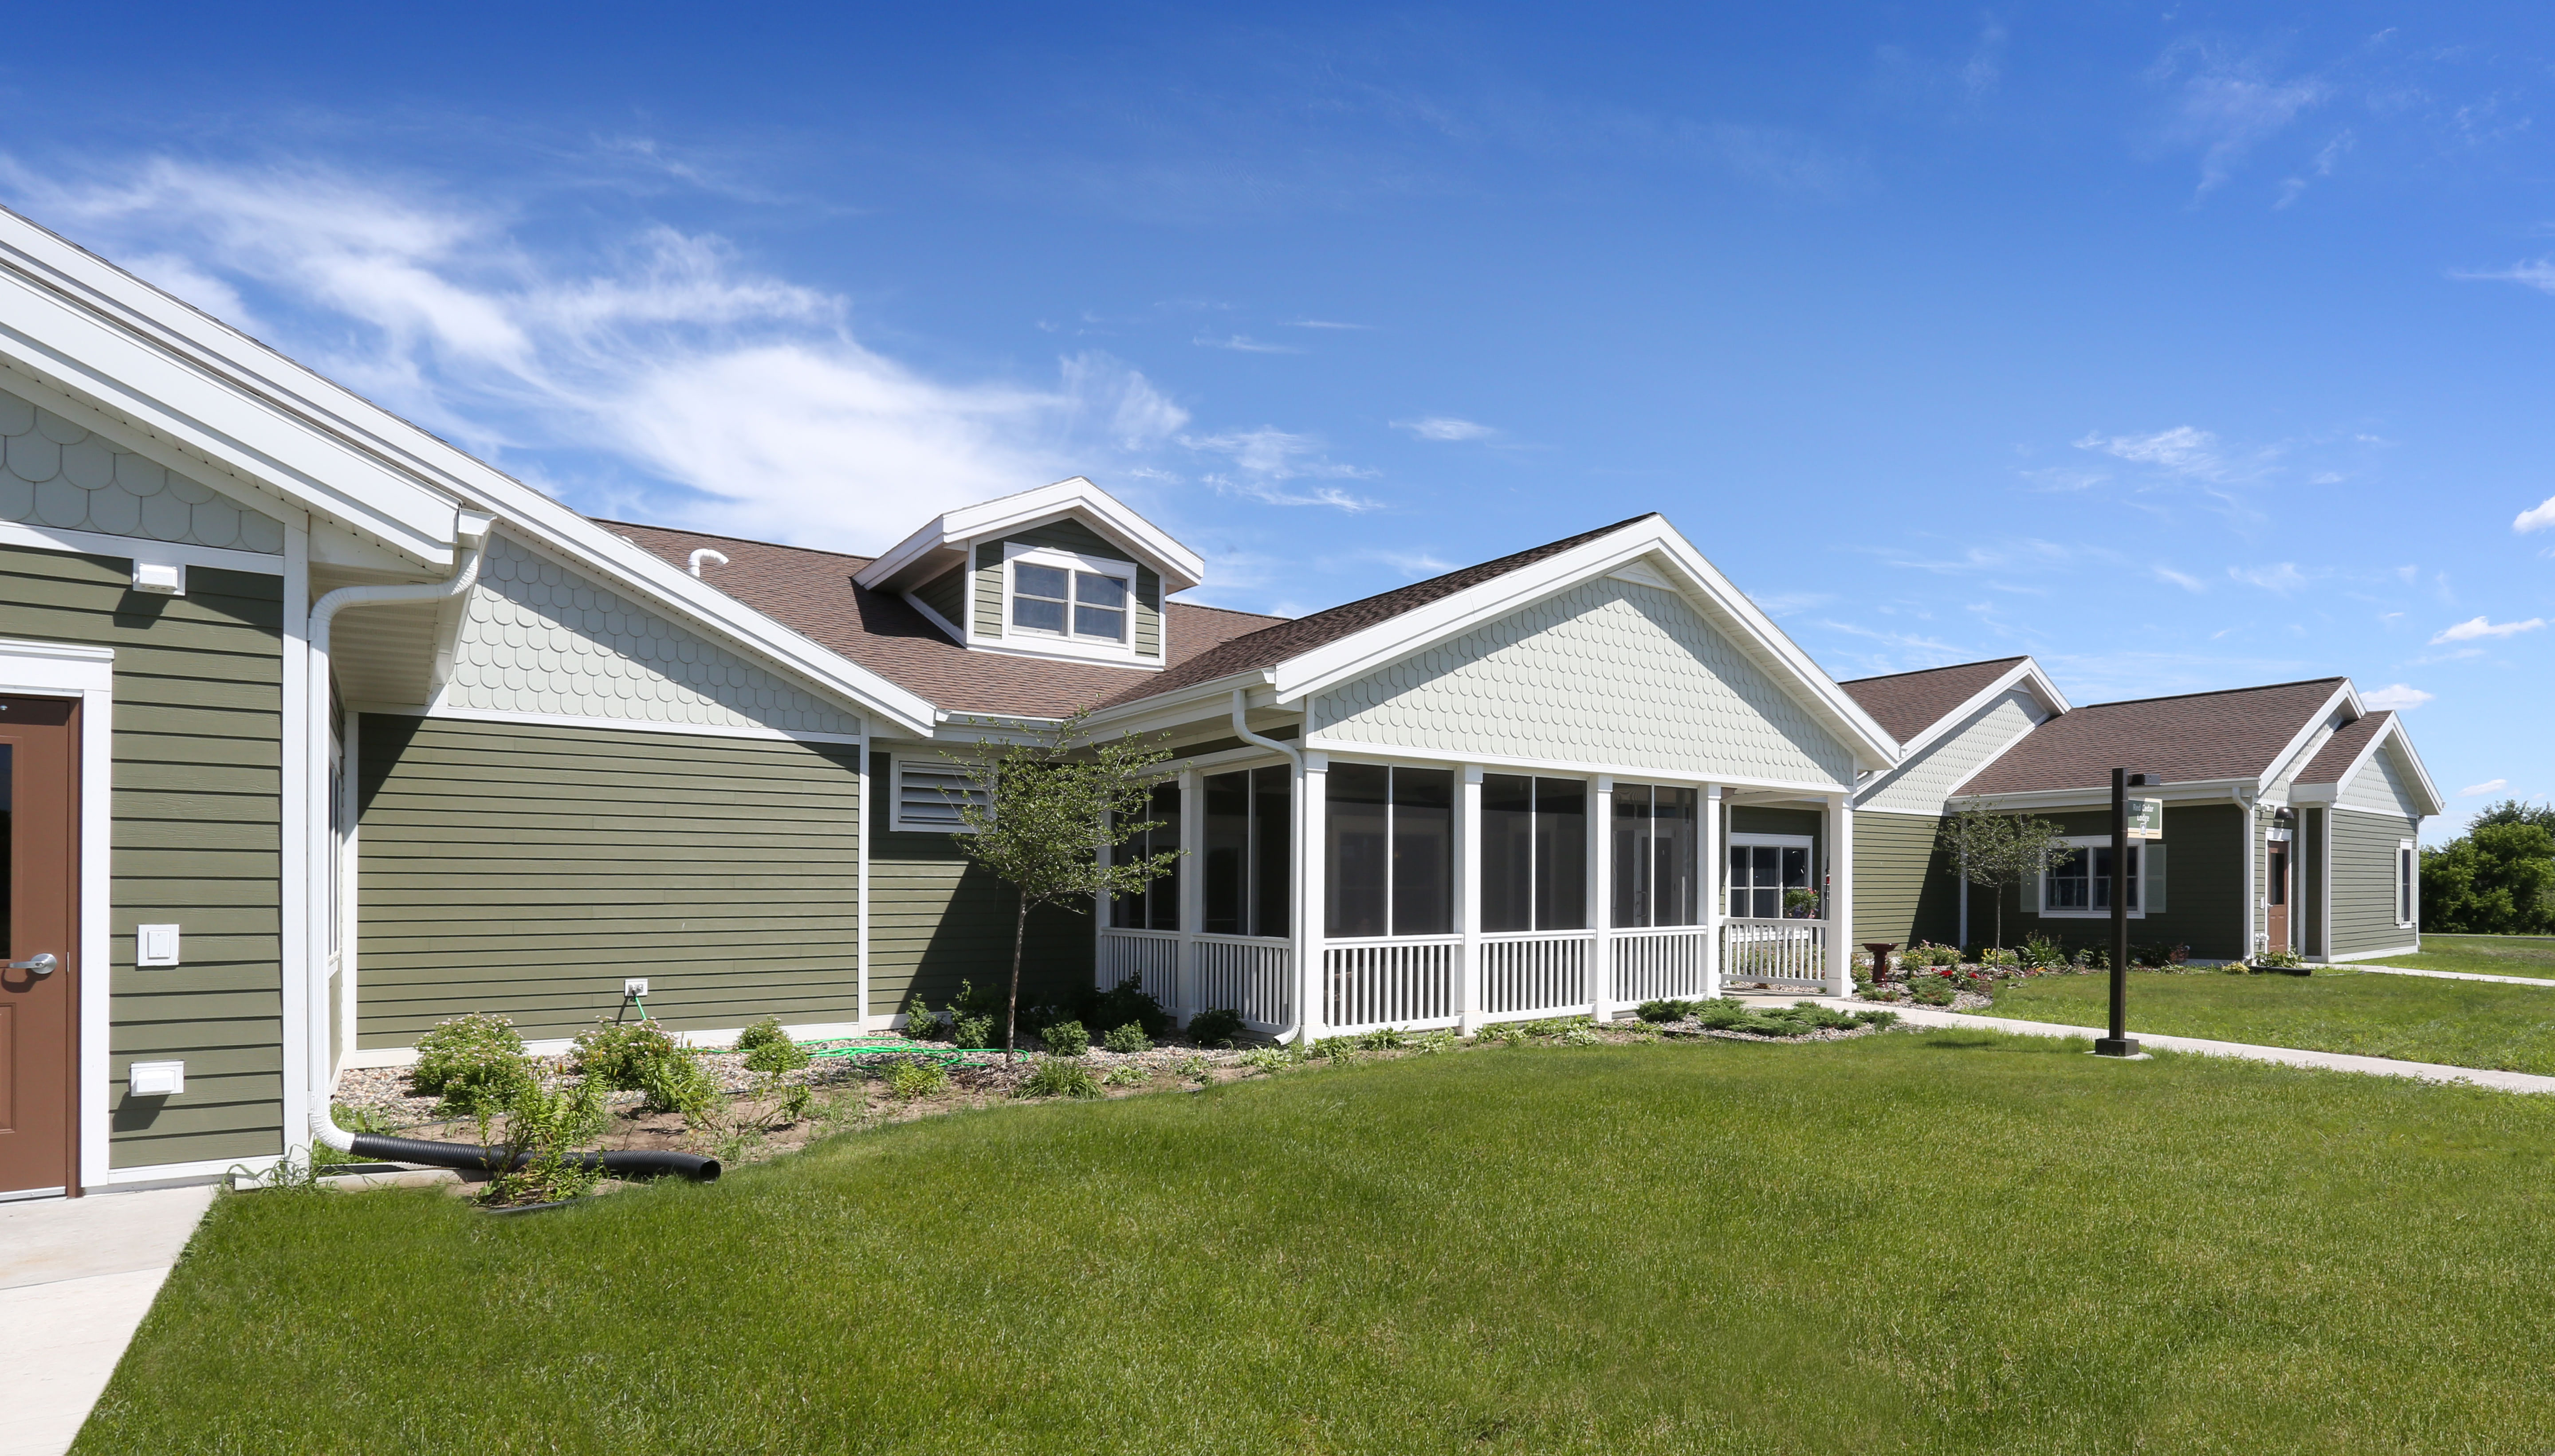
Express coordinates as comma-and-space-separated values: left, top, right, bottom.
942, 708, 1183, 1060
1935, 797, 2066, 955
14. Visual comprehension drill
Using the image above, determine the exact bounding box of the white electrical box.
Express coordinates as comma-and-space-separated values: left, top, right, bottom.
130, 1061, 185, 1096
625, 977, 650, 998
137, 924, 181, 967
131, 561, 187, 596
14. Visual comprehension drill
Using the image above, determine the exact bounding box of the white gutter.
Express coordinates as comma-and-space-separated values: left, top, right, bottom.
304, 508, 494, 1153
1230, 688, 1309, 1046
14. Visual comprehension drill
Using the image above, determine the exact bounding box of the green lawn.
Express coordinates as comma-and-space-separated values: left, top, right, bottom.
1978, 968, 2555, 1073
82, 1033, 2555, 1454
2361, 932, 2555, 980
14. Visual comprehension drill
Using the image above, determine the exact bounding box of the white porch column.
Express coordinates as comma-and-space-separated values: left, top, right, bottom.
1177, 765, 1203, 1021
1702, 785, 1724, 1000
1458, 765, 1483, 1034
1590, 776, 1614, 1020
1297, 752, 1328, 1044
1826, 792, 1854, 997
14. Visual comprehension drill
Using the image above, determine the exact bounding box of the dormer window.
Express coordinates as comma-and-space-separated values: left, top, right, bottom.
1012, 559, 1128, 643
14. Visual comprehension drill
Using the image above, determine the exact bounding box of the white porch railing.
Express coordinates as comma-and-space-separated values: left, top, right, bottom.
1098, 928, 1180, 994
1611, 925, 1711, 1004
1720, 918, 1828, 989
1325, 936, 1461, 1034
1480, 930, 1593, 1020
1196, 934, 1293, 1033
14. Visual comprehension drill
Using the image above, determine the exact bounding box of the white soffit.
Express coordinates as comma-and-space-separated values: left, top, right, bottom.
853, 476, 1206, 594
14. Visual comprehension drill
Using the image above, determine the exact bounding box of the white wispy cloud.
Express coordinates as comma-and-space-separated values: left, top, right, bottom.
1393, 416, 1497, 442
2460, 778, 2508, 798
2431, 615, 2547, 644
2150, 41, 2327, 196
2229, 562, 2311, 594
1195, 334, 1303, 354
2361, 683, 2433, 711
2514, 493, 2555, 532
2154, 565, 2208, 592
2457, 258, 2555, 295
3, 156, 1199, 553
2076, 425, 2253, 481
1283, 319, 1372, 330
1184, 428, 1380, 511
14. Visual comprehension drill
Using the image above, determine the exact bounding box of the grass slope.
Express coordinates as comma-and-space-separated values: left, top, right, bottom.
2366, 933, 2555, 980
1979, 969, 2555, 1074
82, 1033, 2555, 1455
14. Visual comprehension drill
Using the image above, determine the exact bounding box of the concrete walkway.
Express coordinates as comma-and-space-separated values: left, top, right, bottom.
0, 1184, 215, 1456
1855, 1001, 2555, 1095
2357, 965, 2555, 989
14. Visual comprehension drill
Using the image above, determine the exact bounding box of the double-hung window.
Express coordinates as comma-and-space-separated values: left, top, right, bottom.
2039, 837, 2164, 916
1325, 763, 1453, 938
1728, 834, 1813, 919
1010, 554, 1130, 644
1480, 775, 1587, 933
2397, 840, 2417, 928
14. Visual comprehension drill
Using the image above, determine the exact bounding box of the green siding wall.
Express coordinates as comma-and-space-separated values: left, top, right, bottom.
912, 565, 968, 636
356, 715, 861, 1044
1992, 803, 2249, 960
1849, 812, 1961, 949
0, 543, 286, 1169
2331, 809, 2418, 955
867, 750, 1094, 1020
2300, 808, 2327, 959
967, 519, 1160, 653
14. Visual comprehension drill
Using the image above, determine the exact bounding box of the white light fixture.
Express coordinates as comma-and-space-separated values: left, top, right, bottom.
131, 560, 186, 595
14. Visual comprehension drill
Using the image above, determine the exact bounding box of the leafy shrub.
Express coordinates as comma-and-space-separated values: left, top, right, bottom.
1018, 1058, 1103, 1099
1082, 976, 1175, 1040
1975, 947, 2021, 969
1855, 1009, 1900, 1028
1312, 1035, 1360, 1061
1041, 1020, 1091, 1057
2020, 933, 2067, 969
735, 1016, 810, 1072
1176, 1054, 1215, 1083
1237, 1045, 1298, 1073
735, 1016, 788, 1054
1909, 977, 1958, 1006
569, 1019, 683, 1091
2250, 949, 2308, 973
1555, 1024, 1603, 1046
1102, 1064, 1149, 1087
886, 1058, 948, 1099
1474, 1022, 1529, 1044
483, 1075, 611, 1207
901, 996, 947, 1041
1358, 1025, 1414, 1050
1411, 1030, 1460, 1054
951, 1014, 995, 1049
1102, 1022, 1151, 1054
1636, 999, 1699, 1023
1694, 998, 1753, 1030
640, 1050, 722, 1126
1862, 983, 1909, 1003
1185, 1008, 1245, 1048
410, 1013, 535, 1118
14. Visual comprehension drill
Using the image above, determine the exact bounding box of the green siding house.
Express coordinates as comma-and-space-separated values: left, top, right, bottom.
1839, 659, 2441, 965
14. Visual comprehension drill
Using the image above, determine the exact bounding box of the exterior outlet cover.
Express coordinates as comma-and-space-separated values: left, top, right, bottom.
625, 977, 649, 998
131, 560, 187, 595
137, 924, 181, 967
130, 1061, 185, 1097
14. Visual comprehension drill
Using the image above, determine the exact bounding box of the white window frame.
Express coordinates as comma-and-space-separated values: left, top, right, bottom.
2036, 834, 2154, 919
2396, 838, 2417, 929
999, 542, 1140, 663
891, 754, 991, 834
1726, 832, 1815, 921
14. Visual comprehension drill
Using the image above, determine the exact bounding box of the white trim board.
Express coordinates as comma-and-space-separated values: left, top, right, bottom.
1301, 738, 1850, 797
350, 701, 869, 747
340, 1020, 871, 1068
0, 518, 284, 577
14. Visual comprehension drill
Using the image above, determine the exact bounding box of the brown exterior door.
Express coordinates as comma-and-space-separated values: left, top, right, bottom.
2265, 842, 2291, 954
1, 694, 79, 1197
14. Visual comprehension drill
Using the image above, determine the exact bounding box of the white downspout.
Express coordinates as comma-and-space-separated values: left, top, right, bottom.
304, 510, 495, 1153
2232, 784, 2258, 963
1230, 688, 1307, 1045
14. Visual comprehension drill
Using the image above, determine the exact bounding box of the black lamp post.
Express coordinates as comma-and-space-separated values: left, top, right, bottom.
2094, 767, 2154, 1059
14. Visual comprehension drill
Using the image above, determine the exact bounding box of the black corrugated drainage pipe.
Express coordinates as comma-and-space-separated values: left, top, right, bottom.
342, 1130, 719, 1183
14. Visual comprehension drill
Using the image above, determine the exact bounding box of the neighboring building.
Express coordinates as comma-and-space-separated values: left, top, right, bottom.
0, 208, 1905, 1197
1842, 661, 2441, 964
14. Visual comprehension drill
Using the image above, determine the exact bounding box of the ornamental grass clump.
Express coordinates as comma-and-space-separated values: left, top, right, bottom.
1017, 1059, 1103, 1100
409, 1013, 535, 1119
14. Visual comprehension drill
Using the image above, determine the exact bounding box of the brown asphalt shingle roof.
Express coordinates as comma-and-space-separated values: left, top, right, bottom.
2293, 710, 2392, 785
599, 521, 1286, 719
1956, 677, 2347, 796
1837, 657, 2028, 743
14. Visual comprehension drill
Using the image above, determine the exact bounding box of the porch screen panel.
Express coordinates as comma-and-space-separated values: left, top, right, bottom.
1327, 763, 1391, 937
1253, 765, 1291, 937
1533, 778, 1587, 930
1481, 775, 1587, 933
1614, 789, 1655, 927
1614, 784, 1698, 926
1391, 768, 1454, 935
1204, 766, 1293, 936
1109, 781, 1180, 930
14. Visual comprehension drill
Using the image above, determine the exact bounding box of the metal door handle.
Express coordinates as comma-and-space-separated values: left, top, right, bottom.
8, 953, 56, 975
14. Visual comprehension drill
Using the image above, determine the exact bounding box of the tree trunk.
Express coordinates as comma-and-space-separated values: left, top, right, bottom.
1006, 894, 1029, 1063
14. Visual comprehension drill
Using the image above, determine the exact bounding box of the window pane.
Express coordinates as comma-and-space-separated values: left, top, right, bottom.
1391, 768, 1454, 936
1076, 572, 1128, 608
1536, 777, 1587, 930
1014, 563, 1068, 599
1074, 604, 1126, 640
1727, 844, 1749, 918
1012, 596, 1066, 633
1203, 770, 1249, 934
1652, 787, 1699, 926
1616, 789, 1655, 928
1253, 765, 1291, 938
2091, 846, 2114, 910
1325, 763, 1390, 938
1479, 773, 1534, 934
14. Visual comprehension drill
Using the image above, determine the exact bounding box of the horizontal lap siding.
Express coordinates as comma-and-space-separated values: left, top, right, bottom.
2004, 803, 2246, 960
2331, 811, 2417, 954
867, 751, 1093, 1020
357, 715, 861, 1044
0, 544, 285, 1169
1849, 812, 1959, 950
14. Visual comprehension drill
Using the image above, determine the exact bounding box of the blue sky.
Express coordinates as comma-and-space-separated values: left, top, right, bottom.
3, 4, 2550, 832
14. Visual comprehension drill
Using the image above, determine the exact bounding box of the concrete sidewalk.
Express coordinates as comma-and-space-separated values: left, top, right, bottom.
1849, 1001, 2555, 1095
2358, 964, 2555, 989
0, 1184, 215, 1456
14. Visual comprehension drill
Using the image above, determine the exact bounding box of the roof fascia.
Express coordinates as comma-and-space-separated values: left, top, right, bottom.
2257, 683, 2362, 793
1896, 658, 2070, 760
1080, 671, 1284, 739
1266, 519, 1902, 770
2310, 716, 2445, 817
853, 477, 1206, 593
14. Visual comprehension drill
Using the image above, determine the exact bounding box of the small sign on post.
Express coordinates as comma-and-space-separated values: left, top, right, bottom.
2124, 797, 2164, 841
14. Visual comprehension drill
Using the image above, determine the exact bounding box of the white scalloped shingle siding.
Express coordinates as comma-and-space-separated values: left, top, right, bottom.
1859, 688, 2044, 814
1309, 577, 1855, 786
2338, 741, 2423, 816
440, 533, 860, 737
0, 384, 287, 553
